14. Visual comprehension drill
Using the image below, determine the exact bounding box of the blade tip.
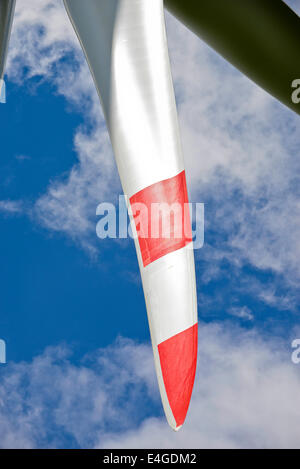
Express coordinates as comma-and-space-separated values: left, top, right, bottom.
174, 424, 183, 432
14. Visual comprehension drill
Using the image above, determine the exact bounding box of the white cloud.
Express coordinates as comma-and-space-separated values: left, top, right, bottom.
7, 0, 76, 81
15, 154, 31, 162
285, 0, 300, 15
166, 12, 300, 286
228, 306, 254, 321
0, 323, 299, 449
34, 124, 119, 255
0, 199, 23, 214
7, 0, 119, 252
99, 323, 300, 449
0, 337, 157, 448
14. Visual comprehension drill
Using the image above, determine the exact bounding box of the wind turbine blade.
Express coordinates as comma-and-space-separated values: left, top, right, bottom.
64, 0, 198, 430
165, 0, 300, 115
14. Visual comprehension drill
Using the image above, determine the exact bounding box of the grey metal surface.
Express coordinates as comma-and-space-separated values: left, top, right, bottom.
0, 0, 16, 79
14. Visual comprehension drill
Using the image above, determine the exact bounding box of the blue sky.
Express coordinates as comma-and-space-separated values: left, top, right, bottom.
0, 0, 300, 449
0, 79, 148, 361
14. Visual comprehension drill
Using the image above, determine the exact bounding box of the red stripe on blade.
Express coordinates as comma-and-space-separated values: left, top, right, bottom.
158, 324, 198, 428
130, 171, 192, 267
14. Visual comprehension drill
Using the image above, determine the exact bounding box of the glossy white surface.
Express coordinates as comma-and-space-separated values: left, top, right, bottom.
64, 0, 184, 197
143, 245, 197, 345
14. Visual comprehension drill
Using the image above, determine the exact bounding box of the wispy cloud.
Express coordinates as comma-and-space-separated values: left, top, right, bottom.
99, 323, 300, 449
15, 155, 31, 162
285, 0, 300, 15
0, 323, 299, 449
0, 199, 23, 215
166, 11, 300, 285
7, 0, 119, 253
228, 306, 254, 321
0, 337, 157, 449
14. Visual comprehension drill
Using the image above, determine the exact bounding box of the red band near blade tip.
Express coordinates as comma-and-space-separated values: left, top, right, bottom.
158, 323, 198, 427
